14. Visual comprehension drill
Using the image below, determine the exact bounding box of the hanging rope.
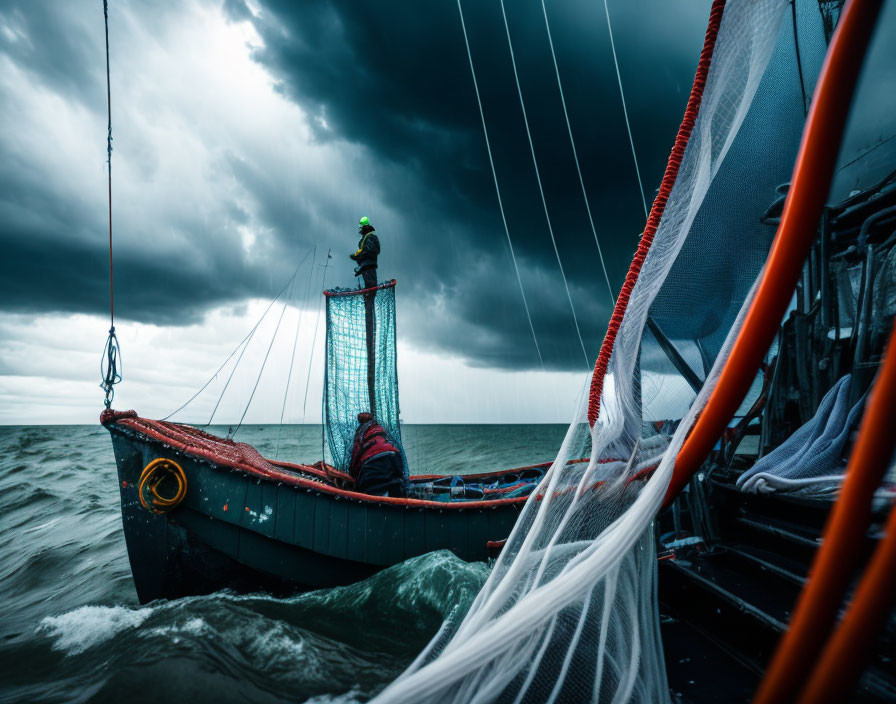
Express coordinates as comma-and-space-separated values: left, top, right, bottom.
603, 0, 649, 220
540, 0, 615, 310
499, 0, 590, 367
100, 329, 122, 408
99, 0, 121, 408
457, 0, 544, 370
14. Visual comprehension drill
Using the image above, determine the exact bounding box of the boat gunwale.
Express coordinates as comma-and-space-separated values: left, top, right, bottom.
104, 412, 544, 510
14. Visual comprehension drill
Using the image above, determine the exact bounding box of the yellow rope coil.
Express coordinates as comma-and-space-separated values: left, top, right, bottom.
138, 458, 187, 513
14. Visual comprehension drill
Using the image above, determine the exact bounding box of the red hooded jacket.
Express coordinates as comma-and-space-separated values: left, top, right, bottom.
349, 419, 400, 479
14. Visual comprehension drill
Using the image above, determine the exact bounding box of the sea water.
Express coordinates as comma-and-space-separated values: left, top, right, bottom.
0, 423, 566, 703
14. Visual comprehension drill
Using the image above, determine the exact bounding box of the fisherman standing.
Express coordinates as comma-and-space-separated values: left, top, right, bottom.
350, 216, 380, 289
349, 412, 406, 497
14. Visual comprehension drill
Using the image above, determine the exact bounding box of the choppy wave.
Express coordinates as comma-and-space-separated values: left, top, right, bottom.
0, 424, 555, 703
17, 551, 485, 703
39, 605, 154, 655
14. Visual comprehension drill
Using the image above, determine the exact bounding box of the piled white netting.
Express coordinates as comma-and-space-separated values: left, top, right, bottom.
737, 374, 869, 495
643, 0, 827, 423
375, 1, 793, 701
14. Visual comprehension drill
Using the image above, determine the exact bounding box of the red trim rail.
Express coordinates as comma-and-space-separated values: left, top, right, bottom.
102, 410, 570, 511
323, 279, 397, 297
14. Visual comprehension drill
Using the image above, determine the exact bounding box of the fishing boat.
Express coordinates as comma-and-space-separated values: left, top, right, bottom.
102, 409, 542, 602
103, 280, 552, 603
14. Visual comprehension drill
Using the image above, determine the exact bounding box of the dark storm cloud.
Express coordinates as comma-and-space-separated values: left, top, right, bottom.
0, 0, 315, 325
0, 0, 713, 371
237, 0, 713, 369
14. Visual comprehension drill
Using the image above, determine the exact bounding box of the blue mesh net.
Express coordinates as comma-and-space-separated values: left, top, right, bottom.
323, 280, 405, 478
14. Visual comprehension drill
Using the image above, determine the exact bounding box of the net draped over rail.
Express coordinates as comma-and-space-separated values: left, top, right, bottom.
376, 0, 825, 701
324, 281, 405, 477
639, 0, 828, 423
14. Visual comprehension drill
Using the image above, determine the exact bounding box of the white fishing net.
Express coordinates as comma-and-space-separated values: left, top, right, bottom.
375, 0, 797, 701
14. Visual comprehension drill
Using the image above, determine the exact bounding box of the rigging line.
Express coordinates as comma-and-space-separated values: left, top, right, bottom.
164, 332, 251, 422
837, 133, 896, 172
603, 0, 649, 220
791, 0, 809, 117
206, 308, 264, 427
457, 0, 544, 370
99, 0, 122, 409
540, 0, 615, 310
230, 276, 295, 438
499, 0, 590, 367
276, 245, 317, 458
205, 253, 310, 427
302, 249, 332, 423
164, 248, 312, 421
103, 0, 114, 328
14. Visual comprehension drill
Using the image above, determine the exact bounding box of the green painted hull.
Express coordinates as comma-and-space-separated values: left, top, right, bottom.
107, 420, 524, 603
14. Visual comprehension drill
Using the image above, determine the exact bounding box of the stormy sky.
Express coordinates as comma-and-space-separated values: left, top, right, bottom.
0, 0, 892, 425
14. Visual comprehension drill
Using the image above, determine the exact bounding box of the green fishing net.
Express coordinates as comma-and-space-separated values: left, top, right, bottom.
324, 280, 405, 477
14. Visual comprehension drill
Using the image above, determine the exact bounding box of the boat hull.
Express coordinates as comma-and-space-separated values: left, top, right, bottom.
107, 420, 524, 603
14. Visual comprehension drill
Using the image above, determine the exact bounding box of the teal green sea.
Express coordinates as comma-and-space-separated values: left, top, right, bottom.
0, 424, 566, 703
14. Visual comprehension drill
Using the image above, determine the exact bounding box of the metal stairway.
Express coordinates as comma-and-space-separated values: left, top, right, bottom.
658, 475, 895, 703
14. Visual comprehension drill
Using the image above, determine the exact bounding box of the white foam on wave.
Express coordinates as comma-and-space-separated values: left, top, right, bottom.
244, 621, 323, 675
143, 617, 209, 644
304, 686, 363, 704
39, 605, 153, 655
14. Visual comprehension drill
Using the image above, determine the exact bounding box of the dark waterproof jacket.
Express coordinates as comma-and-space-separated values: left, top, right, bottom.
350, 229, 380, 272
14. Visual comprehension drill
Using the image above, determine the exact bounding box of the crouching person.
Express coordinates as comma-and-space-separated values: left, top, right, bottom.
349, 413, 407, 498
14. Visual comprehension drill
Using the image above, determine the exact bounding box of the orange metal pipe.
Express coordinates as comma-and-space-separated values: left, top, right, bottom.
756, 319, 896, 704
662, 0, 883, 510
798, 498, 896, 703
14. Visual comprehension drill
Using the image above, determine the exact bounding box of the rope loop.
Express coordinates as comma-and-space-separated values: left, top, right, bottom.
100, 326, 122, 408
138, 458, 188, 513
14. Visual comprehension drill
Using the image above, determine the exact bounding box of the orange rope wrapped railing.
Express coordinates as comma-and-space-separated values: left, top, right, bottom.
662, 0, 883, 510
586, 0, 726, 427
755, 319, 896, 704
